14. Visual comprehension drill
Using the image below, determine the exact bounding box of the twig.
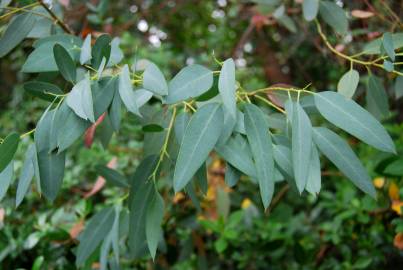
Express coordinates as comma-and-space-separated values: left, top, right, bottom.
38, 0, 73, 34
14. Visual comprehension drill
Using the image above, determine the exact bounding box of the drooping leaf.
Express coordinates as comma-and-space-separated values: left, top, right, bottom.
80, 34, 92, 65
217, 106, 237, 146
234, 110, 245, 134
0, 13, 35, 57
145, 186, 164, 260
291, 102, 312, 193
225, 163, 242, 187
194, 163, 208, 194
23, 81, 64, 101
319, 1, 348, 35
76, 207, 116, 266
93, 77, 117, 119
53, 43, 76, 83
218, 58, 236, 118
15, 144, 36, 207
314, 91, 395, 153
337, 69, 359, 99
395, 76, 403, 99
305, 143, 321, 195
109, 83, 122, 132
0, 132, 20, 173
273, 144, 293, 179
143, 62, 168, 95
166, 64, 214, 104
174, 103, 223, 192
244, 104, 274, 209
303, 0, 319, 21
366, 75, 389, 120
92, 34, 111, 69
174, 111, 190, 144
0, 162, 13, 201
119, 65, 141, 115
66, 74, 95, 122
382, 32, 395, 61
95, 165, 129, 188
312, 127, 376, 198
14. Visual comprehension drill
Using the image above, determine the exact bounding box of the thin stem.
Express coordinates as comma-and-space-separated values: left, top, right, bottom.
20, 129, 36, 139
254, 95, 286, 114
38, 0, 73, 34
0, 2, 40, 20
183, 101, 196, 112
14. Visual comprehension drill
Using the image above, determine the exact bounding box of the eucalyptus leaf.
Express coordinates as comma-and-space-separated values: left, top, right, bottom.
0, 162, 13, 201
303, 0, 319, 21
53, 43, 76, 83
95, 165, 129, 188
16, 144, 36, 207
395, 76, 403, 99
143, 62, 168, 95
66, 75, 95, 122
145, 186, 164, 260
305, 143, 321, 195
337, 69, 359, 99
366, 75, 389, 120
23, 81, 64, 101
119, 65, 141, 115
0, 132, 20, 173
92, 34, 111, 69
319, 1, 348, 35
382, 32, 395, 61
80, 34, 92, 65
225, 164, 242, 187
218, 58, 236, 118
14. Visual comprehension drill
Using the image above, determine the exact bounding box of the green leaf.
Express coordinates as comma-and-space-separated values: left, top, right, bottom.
366, 75, 389, 120
382, 32, 395, 61
244, 104, 274, 209
314, 91, 395, 153
93, 77, 117, 119
312, 127, 376, 198
384, 159, 403, 176
53, 43, 76, 83
395, 76, 403, 99
166, 64, 214, 104
337, 69, 359, 99
0, 13, 35, 57
225, 164, 242, 187
145, 186, 164, 260
319, 1, 348, 35
95, 165, 129, 188
303, 0, 319, 21
291, 102, 312, 193
143, 62, 168, 95
119, 65, 141, 115
23, 81, 64, 101
305, 143, 321, 195
142, 124, 164, 133
16, 144, 36, 207
66, 74, 95, 122
0, 162, 13, 201
218, 58, 236, 118
76, 207, 116, 266
80, 34, 92, 65
273, 144, 293, 179
0, 132, 20, 173
92, 34, 111, 69
174, 103, 223, 192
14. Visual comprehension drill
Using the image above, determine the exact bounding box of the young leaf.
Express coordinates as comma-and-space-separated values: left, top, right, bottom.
0, 162, 13, 201
66, 75, 95, 122
244, 104, 274, 209
366, 75, 389, 120
16, 144, 36, 207
145, 187, 164, 260
119, 65, 141, 115
0, 13, 35, 57
143, 62, 168, 95
303, 0, 319, 21
319, 1, 348, 35
174, 103, 223, 192
218, 58, 236, 118
305, 143, 321, 195
337, 69, 359, 99
225, 164, 242, 187
382, 32, 395, 61
0, 132, 20, 173
291, 102, 312, 193
95, 165, 129, 188
76, 207, 116, 266
312, 127, 376, 198
92, 34, 111, 69
53, 43, 76, 83
80, 34, 92, 65
166, 64, 214, 104
23, 81, 64, 101
314, 91, 395, 153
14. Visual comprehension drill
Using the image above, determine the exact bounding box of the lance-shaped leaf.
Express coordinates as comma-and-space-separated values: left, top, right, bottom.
76, 207, 116, 266
143, 62, 168, 95
218, 58, 236, 118
166, 64, 213, 104
314, 91, 395, 153
305, 143, 321, 195
53, 43, 76, 83
174, 111, 190, 144
366, 75, 389, 120
92, 34, 111, 69
225, 164, 242, 187
291, 102, 312, 193
119, 65, 141, 115
37, 149, 65, 202
93, 77, 117, 119
382, 32, 395, 61
16, 144, 36, 207
395, 76, 403, 99
95, 165, 129, 188
174, 103, 223, 192
66, 75, 95, 122
303, 0, 319, 21
109, 83, 122, 132
319, 1, 348, 35
23, 81, 64, 101
0, 13, 35, 57
146, 186, 164, 260
0, 132, 20, 173
244, 104, 274, 209
312, 127, 376, 198
80, 34, 92, 64
337, 69, 359, 99
0, 162, 13, 201
273, 144, 293, 179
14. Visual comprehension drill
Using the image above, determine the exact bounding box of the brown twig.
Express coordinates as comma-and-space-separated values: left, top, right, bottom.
267, 184, 289, 213
38, 0, 74, 34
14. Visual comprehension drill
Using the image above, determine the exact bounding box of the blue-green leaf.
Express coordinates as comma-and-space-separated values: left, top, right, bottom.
305, 143, 321, 195
80, 34, 92, 65
218, 58, 236, 118
92, 34, 111, 69
54, 43, 76, 83
319, 1, 348, 35
145, 186, 164, 260
16, 144, 36, 207
119, 65, 141, 115
0, 162, 13, 201
312, 127, 375, 198
95, 165, 129, 188
23, 81, 64, 101
395, 76, 403, 99
225, 164, 242, 187
314, 91, 395, 153
66, 74, 95, 122
303, 0, 319, 21
337, 69, 359, 99
143, 62, 168, 95
366, 75, 389, 120
0, 132, 20, 173
382, 32, 395, 61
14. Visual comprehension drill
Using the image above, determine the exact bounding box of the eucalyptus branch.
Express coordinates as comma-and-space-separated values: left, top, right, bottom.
253, 94, 286, 114
38, 0, 73, 34
0, 2, 40, 20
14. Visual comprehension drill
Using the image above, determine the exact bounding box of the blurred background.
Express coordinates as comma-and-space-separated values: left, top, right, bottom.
0, 0, 403, 269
